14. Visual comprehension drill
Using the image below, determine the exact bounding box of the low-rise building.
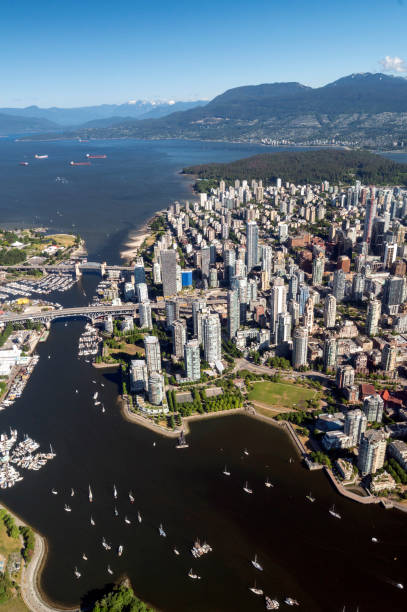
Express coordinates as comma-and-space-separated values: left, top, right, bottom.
388, 440, 407, 471
370, 471, 396, 494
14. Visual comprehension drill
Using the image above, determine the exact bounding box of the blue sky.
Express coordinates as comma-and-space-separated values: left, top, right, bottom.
2, 0, 407, 107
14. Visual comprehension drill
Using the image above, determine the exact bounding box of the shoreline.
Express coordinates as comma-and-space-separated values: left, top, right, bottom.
119, 208, 167, 263
0, 502, 78, 612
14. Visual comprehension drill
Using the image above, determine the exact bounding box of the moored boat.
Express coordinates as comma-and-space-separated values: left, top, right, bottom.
329, 505, 341, 519
265, 596, 279, 610
188, 568, 201, 580
251, 554, 263, 571
243, 481, 253, 494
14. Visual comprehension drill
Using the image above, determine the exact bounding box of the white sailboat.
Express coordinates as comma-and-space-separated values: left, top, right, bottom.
107, 565, 113, 575
243, 448, 249, 456
90, 516, 95, 526
89, 485, 93, 503
329, 505, 341, 519
118, 545, 123, 557
82, 553, 88, 561
113, 484, 118, 499
251, 554, 263, 571
124, 516, 131, 525
249, 582, 263, 595
159, 523, 166, 537
129, 491, 134, 503
243, 481, 253, 494
222, 465, 231, 476
137, 511, 142, 523
71, 488, 75, 497
188, 568, 201, 579
64, 504, 71, 512
74, 567, 81, 579
174, 547, 180, 555
265, 477, 273, 488
114, 506, 119, 517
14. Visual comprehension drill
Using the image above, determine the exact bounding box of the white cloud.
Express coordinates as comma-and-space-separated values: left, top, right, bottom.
379, 55, 407, 73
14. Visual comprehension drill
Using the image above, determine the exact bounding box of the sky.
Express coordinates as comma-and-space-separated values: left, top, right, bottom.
2, 0, 407, 107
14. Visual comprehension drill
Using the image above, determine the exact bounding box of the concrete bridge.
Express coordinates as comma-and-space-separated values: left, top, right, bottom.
0, 262, 133, 277
0, 304, 139, 325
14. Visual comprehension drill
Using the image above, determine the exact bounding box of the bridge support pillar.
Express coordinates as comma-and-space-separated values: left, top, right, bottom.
100, 262, 107, 277
74, 262, 82, 278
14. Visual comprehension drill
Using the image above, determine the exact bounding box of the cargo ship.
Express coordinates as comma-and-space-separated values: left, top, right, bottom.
35, 154, 48, 159
19, 162, 29, 166
86, 154, 107, 159
70, 161, 91, 166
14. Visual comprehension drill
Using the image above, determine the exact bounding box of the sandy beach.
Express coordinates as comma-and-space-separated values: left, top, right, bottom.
120, 208, 168, 262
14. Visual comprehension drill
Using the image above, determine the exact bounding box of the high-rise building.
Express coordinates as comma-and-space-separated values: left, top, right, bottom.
130, 359, 148, 392
144, 335, 162, 374
152, 261, 162, 284
358, 429, 387, 476
227, 289, 240, 339
304, 297, 314, 334
202, 313, 221, 365
336, 364, 355, 389
332, 269, 346, 302
191, 299, 206, 343
297, 283, 309, 315
383, 276, 405, 314
381, 342, 397, 372
324, 294, 337, 328
363, 394, 384, 423
165, 299, 180, 329
200, 246, 211, 279
276, 312, 292, 344
171, 320, 186, 359
384, 242, 398, 269
292, 327, 308, 368
344, 409, 367, 446
270, 278, 287, 332
139, 300, 152, 329
246, 221, 259, 271
289, 299, 300, 327
323, 337, 337, 370
135, 282, 148, 303
366, 299, 381, 336
312, 256, 324, 286
184, 339, 201, 381
223, 249, 236, 284
160, 249, 177, 297
148, 372, 164, 406
363, 197, 378, 243
352, 273, 365, 302
261, 245, 273, 278
134, 257, 146, 285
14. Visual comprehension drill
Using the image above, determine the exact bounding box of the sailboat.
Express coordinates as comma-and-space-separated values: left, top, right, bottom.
265, 477, 273, 488
74, 567, 81, 579
82, 553, 88, 561
188, 568, 201, 580
90, 516, 95, 526
71, 488, 75, 497
51, 489, 58, 495
64, 504, 71, 512
222, 465, 231, 476
107, 565, 113, 575
251, 554, 263, 571
173, 547, 180, 555
243, 448, 249, 456
89, 485, 93, 503
75, 389, 79, 394
371, 537, 378, 543
129, 491, 134, 503
137, 511, 142, 523
118, 545, 123, 557
93, 391, 98, 400
243, 481, 253, 494
113, 484, 118, 499
249, 581, 263, 595
114, 506, 119, 517
159, 523, 166, 537
329, 505, 341, 519
306, 492, 315, 503
101, 405, 105, 413
124, 516, 131, 525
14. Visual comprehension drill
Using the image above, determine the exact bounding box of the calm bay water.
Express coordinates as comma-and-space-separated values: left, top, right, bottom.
0, 140, 406, 611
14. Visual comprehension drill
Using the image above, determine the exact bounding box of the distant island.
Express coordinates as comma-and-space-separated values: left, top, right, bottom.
183, 149, 407, 189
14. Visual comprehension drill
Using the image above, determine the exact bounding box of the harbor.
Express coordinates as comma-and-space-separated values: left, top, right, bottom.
0, 429, 55, 488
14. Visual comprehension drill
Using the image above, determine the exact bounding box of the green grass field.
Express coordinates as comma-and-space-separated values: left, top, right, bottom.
0, 522, 21, 558
248, 381, 316, 409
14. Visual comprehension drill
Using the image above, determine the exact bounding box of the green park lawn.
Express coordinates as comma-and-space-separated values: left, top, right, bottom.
248, 381, 317, 409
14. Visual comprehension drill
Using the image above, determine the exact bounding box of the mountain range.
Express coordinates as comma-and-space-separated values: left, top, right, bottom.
14, 73, 407, 146
0, 100, 205, 134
